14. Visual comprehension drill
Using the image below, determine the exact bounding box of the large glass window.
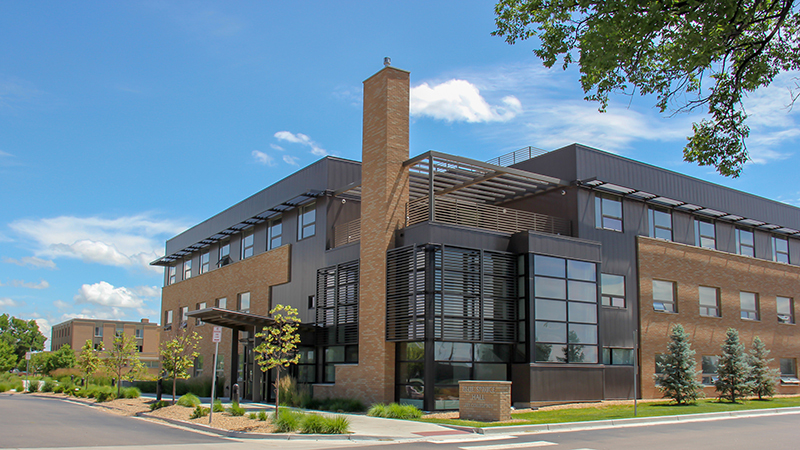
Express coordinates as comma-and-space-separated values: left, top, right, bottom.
695, 218, 716, 249
183, 259, 192, 280
772, 236, 790, 263
533, 255, 598, 363
780, 358, 799, 384
648, 207, 672, 241
602, 348, 634, 365
740, 291, 759, 320
699, 286, 720, 317
241, 228, 254, 259
777, 296, 794, 324
601, 273, 625, 308
268, 216, 282, 249
595, 194, 623, 232
702, 355, 719, 385
200, 252, 210, 274
238, 292, 250, 313
168, 266, 176, 285
298, 202, 316, 240
736, 228, 755, 257
653, 280, 677, 313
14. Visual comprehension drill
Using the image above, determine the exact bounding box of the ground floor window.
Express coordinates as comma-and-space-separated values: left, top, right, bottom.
702, 355, 719, 385
602, 348, 634, 365
322, 344, 358, 383
781, 358, 799, 385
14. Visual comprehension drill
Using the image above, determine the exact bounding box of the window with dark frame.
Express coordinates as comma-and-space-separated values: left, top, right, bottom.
268, 216, 282, 250
780, 358, 799, 384
241, 228, 254, 259
694, 218, 716, 249
219, 241, 230, 265
298, 202, 316, 240
595, 194, 623, 232
702, 355, 719, 385
238, 292, 250, 313
196, 302, 206, 325
168, 266, 176, 285
777, 296, 794, 324
601, 273, 625, 308
736, 228, 755, 257
308, 295, 315, 309
648, 207, 672, 241
652, 280, 676, 313
699, 286, 720, 317
183, 259, 192, 280
602, 348, 634, 365
200, 252, 210, 274
773, 236, 790, 263
216, 297, 227, 309
740, 291, 759, 320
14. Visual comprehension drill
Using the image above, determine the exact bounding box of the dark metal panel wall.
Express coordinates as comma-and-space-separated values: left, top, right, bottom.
716, 222, 736, 253
524, 230, 602, 262
398, 222, 511, 252
755, 230, 772, 260
529, 365, 604, 401
672, 210, 694, 245
604, 366, 635, 399
324, 243, 360, 267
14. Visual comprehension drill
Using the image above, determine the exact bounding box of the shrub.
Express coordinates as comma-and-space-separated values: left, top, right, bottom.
277, 376, 312, 407
150, 400, 171, 411
304, 397, 365, 412
122, 387, 141, 399
212, 399, 224, 412
272, 409, 303, 432
95, 389, 117, 403
176, 393, 201, 408
12, 382, 24, 393
134, 377, 224, 398
367, 403, 388, 417
368, 402, 422, 419
300, 414, 350, 434
248, 412, 257, 419
258, 410, 268, 421
0, 382, 10, 392
27, 380, 41, 393
227, 402, 245, 417
191, 406, 210, 419
42, 379, 56, 393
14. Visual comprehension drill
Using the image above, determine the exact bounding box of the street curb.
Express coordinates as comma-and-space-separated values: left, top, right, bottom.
474, 406, 800, 435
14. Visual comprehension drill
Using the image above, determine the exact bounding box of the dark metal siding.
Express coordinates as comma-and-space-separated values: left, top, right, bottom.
398, 222, 511, 252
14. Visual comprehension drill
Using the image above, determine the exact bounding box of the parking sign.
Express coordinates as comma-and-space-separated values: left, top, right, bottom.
212, 326, 222, 343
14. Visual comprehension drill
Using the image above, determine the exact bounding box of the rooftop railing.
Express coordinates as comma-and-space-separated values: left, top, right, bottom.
406, 196, 571, 236
486, 146, 548, 167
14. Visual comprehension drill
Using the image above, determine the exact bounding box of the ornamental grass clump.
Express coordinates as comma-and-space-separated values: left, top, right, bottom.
272, 409, 303, 432
258, 410, 268, 421
41, 379, 56, 393
177, 393, 201, 407
26, 380, 41, 393
368, 402, 422, 419
227, 402, 245, 416
122, 387, 141, 399
299, 414, 350, 434
150, 400, 170, 411
191, 406, 210, 419
212, 399, 225, 412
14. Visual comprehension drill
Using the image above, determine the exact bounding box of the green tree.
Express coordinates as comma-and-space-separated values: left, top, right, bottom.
0, 339, 16, 372
104, 333, 146, 398
76, 340, 103, 386
747, 335, 778, 400
159, 330, 202, 404
0, 314, 46, 363
254, 304, 301, 418
715, 328, 753, 402
493, 0, 800, 177
43, 345, 77, 375
656, 324, 703, 404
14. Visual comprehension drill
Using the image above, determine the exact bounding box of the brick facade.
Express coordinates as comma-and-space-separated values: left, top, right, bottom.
638, 236, 800, 398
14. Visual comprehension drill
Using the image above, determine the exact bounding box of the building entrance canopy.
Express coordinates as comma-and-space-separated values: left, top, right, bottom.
187, 308, 275, 331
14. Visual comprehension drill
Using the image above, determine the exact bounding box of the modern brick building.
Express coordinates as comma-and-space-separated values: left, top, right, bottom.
153, 64, 800, 410
51, 318, 161, 375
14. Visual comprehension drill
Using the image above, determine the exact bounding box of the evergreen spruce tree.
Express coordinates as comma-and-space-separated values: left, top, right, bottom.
747, 336, 778, 400
655, 324, 703, 404
715, 328, 753, 403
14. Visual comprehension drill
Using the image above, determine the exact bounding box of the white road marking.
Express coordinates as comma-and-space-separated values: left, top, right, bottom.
430, 435, 515, 444
459, 441, 558, 450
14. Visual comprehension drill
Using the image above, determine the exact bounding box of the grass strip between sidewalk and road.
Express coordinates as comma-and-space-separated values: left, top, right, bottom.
415, 396, 800, 428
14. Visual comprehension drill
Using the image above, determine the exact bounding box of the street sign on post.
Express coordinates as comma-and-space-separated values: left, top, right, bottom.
25, 352, 31, 361
209, 326, 222, 424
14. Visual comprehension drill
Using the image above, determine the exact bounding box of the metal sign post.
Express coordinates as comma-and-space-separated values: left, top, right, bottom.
209, 326, 222, 425
25, 351, 31, 392
633, 329, 638, 417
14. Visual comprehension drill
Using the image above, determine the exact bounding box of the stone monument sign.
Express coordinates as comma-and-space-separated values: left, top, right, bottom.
458, 380, 511, 422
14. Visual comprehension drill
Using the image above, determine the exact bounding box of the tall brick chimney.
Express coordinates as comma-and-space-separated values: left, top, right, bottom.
328, 64, 410, 404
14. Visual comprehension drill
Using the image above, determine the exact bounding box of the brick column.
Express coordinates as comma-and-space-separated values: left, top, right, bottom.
329, 66, 410, 405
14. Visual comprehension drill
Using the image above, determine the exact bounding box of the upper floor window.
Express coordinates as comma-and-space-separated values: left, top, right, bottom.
94, 326, 103, 337
699, 286, 720, 317
196, 302, 206, 325
600, 273, 625, 308
736, 228, 755, 257
772, 236, 790, 263
115, 325, 123, 337
134, 328, 143, 339
200, 252, 210, 274
595, 194, 622, 232
268, 216, 282, 250
219, 241, 231, 266
648, 207, 672, 241
652, 280, 676, 313
180, 306, 189, 324
168, 266, 176, 285
740, 291, 759, 320
216, 297, 227, 309
694, 218, 716, 249
298, 202, 316, 240
164, 310, 173, 325
777, 296, 794, 324
183, 259, 192, 280
238, 292, 250, 313
241, 228, 254, 259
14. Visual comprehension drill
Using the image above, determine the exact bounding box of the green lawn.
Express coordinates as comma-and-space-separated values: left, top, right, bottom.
416, 396, 800, 428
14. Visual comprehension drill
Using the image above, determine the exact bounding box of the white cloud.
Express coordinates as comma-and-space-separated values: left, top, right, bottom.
270, 144, 285, 151
73, 281, 145, 308
740, 71, 800, 164
53, 300, 69, 310
0, 232, 11, 243
0, 150, 11, 157
410, 79, 522, 123
9, 214, 187, 271
3, 256, 57, 269
9, 279, 49, 289
252, 150, 275, 166
283, 155, 299, 166
34, 318, 51, 347
131, 285, 161, 298
274, 131, 328, 156
0, 297, 17, 307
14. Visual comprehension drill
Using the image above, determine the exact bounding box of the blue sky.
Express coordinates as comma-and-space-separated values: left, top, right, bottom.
2, 2, 799, 348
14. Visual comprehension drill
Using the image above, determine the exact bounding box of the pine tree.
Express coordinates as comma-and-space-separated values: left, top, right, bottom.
747, 336, 778, 400
656, 324, 703, 404
715, 328, 752, 403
